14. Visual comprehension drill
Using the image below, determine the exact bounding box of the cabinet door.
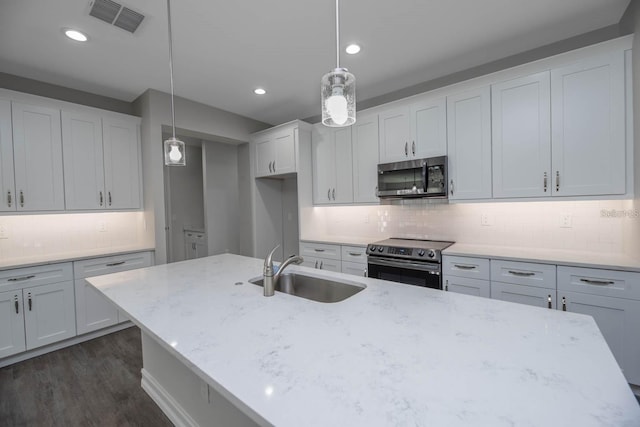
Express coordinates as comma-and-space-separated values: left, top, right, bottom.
312, 125, 337, 204
0, 290, 26, 358
74, 278, 118, 335
491, 282, 555, 309
492, 72, 551, 198
443, 276, 490, 298
103, 117, 141, 209
0, 99, 15, 212
273, 129, 296, 174
560, 291, 640, 385
411, 96, 447, 158
447, 87, 492, 200
23, 281, 76, 350
62, 111, 106, 210
342, 261, 367, 277
255, 137, 273, 177
333, 127, 353, 203
551, 52, 626, 196
11, 102, 65, 211
378, 106, 411, 163
352, 112, 379, 203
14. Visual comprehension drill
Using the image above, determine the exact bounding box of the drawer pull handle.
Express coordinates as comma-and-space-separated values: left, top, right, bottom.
348, 252, 362, 256
314, 249, 325, 252
327, 189, 331, 200
99, 191, 104, 207
547, 294, 552, 309
507, 270, 535, 277
445, 279, 449, 292
319, 261, 323, 269
7, 190, 11, 207
404, 142, 408, 156
579, 278, 615, 286
108, 191, 112, 206
106, 261, 126, 267
555, 171, 560, 192
453, 264, 476, 270
28, 293, 32, 311
543, 172, 548, 192
562, 296, 567, 312
8, 275, 35, 282
363, 269, 367, 277
14, 296, 19, 314
20, 190, 24, 207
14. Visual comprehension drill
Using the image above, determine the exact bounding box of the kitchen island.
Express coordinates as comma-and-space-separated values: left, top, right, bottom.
87, 254, 640, 427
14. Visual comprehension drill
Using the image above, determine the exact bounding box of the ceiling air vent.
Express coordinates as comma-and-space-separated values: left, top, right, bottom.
88, 0, 145, 34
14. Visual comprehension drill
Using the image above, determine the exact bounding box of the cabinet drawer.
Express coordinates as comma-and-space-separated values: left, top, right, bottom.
74, 251, 153, 279
557, 266, 640, 300
299, 241, 341, 260
342, 261, 367, 277
0, 263, 73, 292
443, 256, 490, 280
491, 260, 556, 289
341, 245, 367, 263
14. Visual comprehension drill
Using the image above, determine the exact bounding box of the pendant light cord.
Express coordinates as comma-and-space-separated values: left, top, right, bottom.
167, 0, 177, 140
335, 0, 340, 69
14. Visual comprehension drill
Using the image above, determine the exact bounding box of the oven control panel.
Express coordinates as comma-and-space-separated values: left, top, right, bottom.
388, 246, 412, 256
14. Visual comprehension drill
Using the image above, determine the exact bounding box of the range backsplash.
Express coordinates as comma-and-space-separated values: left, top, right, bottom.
302, 199, 639, 256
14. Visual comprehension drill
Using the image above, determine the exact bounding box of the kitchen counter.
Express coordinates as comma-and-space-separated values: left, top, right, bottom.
444, 243, 640, 272
0, 245, 155, 270
87, 254, 640, 427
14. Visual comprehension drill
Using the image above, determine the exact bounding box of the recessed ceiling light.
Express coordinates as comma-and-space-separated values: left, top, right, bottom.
64, 29, 88, 42
254, 88, 267, 95
345, 44, 361, 55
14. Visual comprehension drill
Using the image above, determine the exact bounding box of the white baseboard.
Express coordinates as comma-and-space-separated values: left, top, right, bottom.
0, 322, 134, 368
141, 368, 200, 427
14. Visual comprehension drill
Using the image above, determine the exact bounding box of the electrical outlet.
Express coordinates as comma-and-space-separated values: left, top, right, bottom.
0, 224, 8, 239
560, 214, 572, 228
98, 221, 107, 232
364, 214, 370, 224
480, 213, 493, 226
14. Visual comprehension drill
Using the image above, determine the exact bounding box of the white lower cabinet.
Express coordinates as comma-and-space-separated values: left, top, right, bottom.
299, 241, 368, 276
444, 276, 490, 298
74, 251, 153, 335
184, 230, 207, 260
342, 261, 367, 277
557, 266, 640, 385
490, 260, 556, 309
0, 263, 75, 357
442, 255, 491, 297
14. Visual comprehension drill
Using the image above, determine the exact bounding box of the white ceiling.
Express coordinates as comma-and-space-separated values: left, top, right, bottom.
0, 0, 631, 125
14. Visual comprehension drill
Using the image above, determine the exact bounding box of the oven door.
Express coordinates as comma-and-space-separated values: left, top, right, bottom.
367, 256, 442, 290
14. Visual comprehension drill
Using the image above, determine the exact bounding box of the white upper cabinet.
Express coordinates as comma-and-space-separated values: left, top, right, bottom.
378, 96, 447, 164
62, 111, 106, 210
103, 116, 141, 209
255, 125, 297, 178
446, 86, 492, 200
410, 96, 447, 159
352, 112, 380, 203
492, 72, 551, 198
312, 125, 353, 204
64, 112, 141, 210
0, 99, 15, 212
551, 52, 626, 196
378, 106, 411, 163
11, 102, 65, 211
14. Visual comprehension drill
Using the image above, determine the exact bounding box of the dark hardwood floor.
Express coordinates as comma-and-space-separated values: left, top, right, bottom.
0, 327, 173, 427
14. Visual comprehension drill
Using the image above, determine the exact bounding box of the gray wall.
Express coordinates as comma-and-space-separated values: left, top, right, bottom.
132, 89, 269, 264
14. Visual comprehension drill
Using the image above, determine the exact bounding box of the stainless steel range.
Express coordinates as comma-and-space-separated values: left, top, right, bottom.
366, 238, 454, 289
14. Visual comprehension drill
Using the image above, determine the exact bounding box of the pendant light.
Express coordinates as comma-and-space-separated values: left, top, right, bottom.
321, 0, 356, 127
163, 0, 186, 166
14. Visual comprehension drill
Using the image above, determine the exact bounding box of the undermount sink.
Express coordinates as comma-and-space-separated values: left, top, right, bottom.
249, 272, 365, 303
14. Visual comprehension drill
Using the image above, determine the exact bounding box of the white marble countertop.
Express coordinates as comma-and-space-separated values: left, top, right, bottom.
87, 254, 640, 427
0, 245, 155, 270
444, 243, 640, 272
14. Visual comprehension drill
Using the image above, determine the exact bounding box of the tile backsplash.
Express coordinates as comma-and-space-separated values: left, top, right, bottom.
303, 199, 639, 256
0, 212, 153, 265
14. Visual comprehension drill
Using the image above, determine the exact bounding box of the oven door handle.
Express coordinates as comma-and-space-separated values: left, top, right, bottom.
368, 257, 440, 274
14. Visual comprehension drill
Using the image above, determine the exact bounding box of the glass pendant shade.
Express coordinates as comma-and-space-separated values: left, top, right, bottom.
321, 68, 356, 127
164, 137, 186, 166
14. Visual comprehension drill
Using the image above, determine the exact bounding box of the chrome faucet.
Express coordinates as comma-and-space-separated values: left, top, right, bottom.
263, 245, 304, 297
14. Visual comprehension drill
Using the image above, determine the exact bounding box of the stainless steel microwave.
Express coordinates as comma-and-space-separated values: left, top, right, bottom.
376, 156, 448, 199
